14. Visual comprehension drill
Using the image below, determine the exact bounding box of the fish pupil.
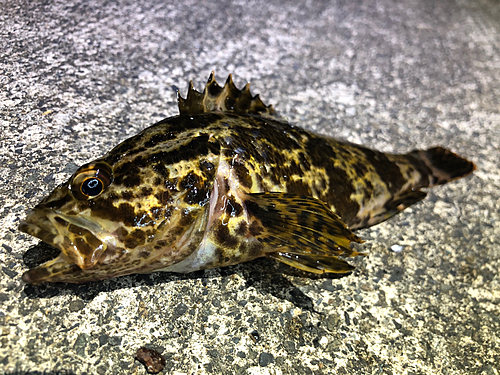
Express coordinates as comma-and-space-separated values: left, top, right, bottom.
81, 178, 103, 197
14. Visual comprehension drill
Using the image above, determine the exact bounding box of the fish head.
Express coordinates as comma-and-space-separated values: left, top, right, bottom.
19, 122, 221, 284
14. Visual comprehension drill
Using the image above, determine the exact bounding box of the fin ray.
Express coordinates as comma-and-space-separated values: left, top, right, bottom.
408, 146, 475, 186
243, 193, 364, 274
363, 190, 427, 228
267, 252, 356, 274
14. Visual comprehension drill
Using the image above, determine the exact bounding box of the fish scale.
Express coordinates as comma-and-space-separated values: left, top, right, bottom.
19, 72, 475, 284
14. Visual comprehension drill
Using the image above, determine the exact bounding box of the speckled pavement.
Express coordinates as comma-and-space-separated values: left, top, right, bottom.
1, 1, 499, 374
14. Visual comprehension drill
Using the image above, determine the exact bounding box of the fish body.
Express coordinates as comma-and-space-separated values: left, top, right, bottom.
19, 73, 475, 284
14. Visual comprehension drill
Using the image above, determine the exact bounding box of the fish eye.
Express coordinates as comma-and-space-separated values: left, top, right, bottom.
81, 177, 104, 197
70, 163, 113, 200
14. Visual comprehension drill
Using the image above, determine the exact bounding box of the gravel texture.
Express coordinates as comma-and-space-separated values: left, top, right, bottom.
1, 0, 499, 374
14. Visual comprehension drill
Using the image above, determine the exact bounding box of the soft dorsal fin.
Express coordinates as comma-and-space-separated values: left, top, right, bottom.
177, 72, 277, 118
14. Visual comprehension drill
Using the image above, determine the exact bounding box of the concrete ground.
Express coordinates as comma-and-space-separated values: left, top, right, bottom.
1, 0, 499, 374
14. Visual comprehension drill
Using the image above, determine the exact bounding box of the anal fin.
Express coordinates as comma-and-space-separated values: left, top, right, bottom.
243, 193, 365, 274
268, 252, 356, 274
364, 190, 427, 227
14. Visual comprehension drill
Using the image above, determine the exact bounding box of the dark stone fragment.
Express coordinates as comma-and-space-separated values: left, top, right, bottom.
312, 337, 321, 348
73, 333, 89, 357
68, 300, 85, 312
204, 363, 214, 373
174, 303, 188, 317
43, 173, 53, 183
96, 364, 108, 374
319, 279, 335, 291
109, 336, 122, 346
2, 267, 17, 279
258, 352, 274, 367
98, 334, 109, 346
1, 244, 12, 252
344, 311, 350, 326
393, 319, 402, 330
283, 340, 296, 353
88, 342, 98, 354
208, 349, 219, 358
119, 359, 130, 370
135, 347, 166, 374
389, 266, 404, 282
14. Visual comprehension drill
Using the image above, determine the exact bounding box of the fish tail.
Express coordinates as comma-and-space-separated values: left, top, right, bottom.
407, 146, 475, 187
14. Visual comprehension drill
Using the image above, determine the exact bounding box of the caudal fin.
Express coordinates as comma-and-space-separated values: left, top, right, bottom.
408, 146, 475, 187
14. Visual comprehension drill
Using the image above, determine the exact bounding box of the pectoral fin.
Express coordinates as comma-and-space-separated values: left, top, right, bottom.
243, 193, 365, 274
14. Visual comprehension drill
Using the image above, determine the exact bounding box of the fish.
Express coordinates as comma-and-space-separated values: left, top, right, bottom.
19, 73, 475, 284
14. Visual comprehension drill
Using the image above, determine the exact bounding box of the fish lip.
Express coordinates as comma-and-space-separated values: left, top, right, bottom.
21, 259, 83, 285
18, 207, 103, 246
19, 207, 107, 281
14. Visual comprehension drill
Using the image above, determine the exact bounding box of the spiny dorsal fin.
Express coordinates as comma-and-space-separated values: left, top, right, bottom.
177, 72, 277, 118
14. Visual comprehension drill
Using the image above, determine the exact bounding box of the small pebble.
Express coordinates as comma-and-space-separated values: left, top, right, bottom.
135, 347, 166, 374
345, 107, 356, 116
390, 245, 403, 253
259, 352, 274, 367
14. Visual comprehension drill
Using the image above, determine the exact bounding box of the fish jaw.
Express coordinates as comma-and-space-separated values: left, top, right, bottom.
21, 253, 84, 284
19, 207, 107, 267
18, 181, 118, 283
18, 202, 112, 284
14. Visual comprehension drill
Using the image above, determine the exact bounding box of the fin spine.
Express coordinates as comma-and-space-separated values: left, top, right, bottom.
177, 71, 276, 117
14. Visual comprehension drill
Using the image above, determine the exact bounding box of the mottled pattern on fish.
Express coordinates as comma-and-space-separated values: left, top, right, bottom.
19, 73, 475, 283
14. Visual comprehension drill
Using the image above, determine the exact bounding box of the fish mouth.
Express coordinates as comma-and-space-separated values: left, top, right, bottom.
19, 208, 107, 284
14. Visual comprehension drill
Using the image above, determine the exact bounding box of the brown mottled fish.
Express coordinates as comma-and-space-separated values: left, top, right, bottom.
19, 73, 475, 284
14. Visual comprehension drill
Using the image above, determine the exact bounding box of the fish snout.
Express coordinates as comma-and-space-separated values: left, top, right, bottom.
19, 207, 107, 271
